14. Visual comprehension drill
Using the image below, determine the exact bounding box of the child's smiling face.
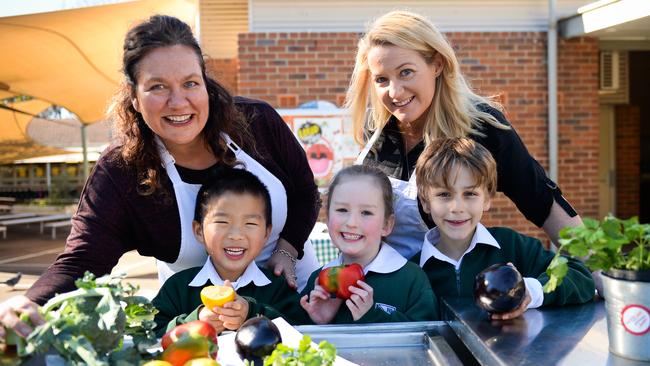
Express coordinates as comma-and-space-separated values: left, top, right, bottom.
193, 192, 271, 281
421, 164, 491, 252
327, 177, 394, 266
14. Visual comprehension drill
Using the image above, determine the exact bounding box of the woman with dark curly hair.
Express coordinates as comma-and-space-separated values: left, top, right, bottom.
0, 15, 320, 340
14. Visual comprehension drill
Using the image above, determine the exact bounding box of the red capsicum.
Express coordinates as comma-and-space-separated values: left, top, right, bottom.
317, 263, 365, 299
161, 320, 217, 349
160, 320, 218, 365
161, 333, 211, 366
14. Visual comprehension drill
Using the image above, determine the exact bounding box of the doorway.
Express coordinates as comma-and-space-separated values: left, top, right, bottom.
629, 51, 650, 223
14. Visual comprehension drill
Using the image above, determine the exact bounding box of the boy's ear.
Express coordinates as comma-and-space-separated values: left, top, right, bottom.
420, 195, 431, 214
382, 214, 395, 237
192, 220, 205, 244
483, 196, 492, 212
264, 224, 272, 242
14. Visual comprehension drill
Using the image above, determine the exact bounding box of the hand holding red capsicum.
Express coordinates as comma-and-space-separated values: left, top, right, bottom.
300, 278, 344, 325
301, 263, 368, 324
345, 280, 374, 321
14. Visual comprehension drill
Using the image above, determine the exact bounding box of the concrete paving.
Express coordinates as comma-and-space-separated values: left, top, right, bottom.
0, 224, 161, 303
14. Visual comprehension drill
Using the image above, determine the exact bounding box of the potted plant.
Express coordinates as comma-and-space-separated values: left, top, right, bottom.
544, 215, 650, 361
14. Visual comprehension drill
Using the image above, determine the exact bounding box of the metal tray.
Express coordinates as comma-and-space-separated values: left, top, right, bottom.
29, 322, 470, 366
296, 321, 464, 366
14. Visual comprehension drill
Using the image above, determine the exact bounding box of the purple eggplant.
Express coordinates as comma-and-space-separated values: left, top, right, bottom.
235, 316, 282, 365
474, 263, 526, 313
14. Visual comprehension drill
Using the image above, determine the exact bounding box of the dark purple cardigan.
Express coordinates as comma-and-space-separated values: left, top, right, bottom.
26, 97, 319, 304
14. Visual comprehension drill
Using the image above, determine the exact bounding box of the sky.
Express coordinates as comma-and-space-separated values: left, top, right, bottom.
0, 0, 128, 17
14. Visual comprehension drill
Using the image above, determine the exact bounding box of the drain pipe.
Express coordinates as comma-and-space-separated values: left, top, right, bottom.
548, 0, 558, 182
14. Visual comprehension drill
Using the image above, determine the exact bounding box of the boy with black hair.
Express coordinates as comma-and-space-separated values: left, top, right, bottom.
152, 168, 307, 335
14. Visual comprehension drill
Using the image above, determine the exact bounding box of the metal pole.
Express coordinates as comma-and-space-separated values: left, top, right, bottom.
80, 123, 89, 180
548, 0, 559, 182
46, 162, 51, 193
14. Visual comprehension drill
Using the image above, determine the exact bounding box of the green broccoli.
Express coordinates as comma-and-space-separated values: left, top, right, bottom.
14, 272, 158, 365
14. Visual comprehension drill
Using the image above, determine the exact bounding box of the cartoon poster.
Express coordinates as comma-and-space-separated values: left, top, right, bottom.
291, 116, 358, 187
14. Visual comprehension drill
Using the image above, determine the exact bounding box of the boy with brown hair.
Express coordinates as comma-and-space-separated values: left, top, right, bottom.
412, 138, 594, 319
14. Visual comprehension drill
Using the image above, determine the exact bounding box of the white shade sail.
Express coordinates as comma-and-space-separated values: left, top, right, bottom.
0, 0, 198, 124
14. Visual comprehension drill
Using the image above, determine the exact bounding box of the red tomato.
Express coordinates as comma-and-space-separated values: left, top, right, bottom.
317, 263, 365, 299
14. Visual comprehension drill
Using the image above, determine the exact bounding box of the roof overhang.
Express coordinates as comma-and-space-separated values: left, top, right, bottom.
559, 0, 650, 40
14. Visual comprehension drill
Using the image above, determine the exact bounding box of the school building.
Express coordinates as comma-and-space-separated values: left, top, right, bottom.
0, 120, 109, 200
195, 0, 650, 239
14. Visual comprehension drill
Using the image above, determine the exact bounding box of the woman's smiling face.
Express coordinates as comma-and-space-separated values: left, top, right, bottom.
367, 44, 440, 127
131, 44, 209, 153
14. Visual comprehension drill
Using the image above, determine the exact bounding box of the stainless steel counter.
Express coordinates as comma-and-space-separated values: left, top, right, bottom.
442, 297, 650, 365
22, 298, 650, 365
296, 322, 469, 366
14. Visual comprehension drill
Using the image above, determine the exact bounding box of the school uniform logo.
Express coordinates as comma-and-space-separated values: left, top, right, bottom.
375, 303, 396, 314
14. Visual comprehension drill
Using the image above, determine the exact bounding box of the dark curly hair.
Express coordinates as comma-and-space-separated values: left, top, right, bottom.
109, 15, 250, 195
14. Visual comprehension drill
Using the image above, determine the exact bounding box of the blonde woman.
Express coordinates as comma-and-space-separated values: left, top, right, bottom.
349, 10, 581, 259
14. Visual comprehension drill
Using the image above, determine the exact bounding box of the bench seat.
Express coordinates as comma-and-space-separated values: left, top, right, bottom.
44, 220, 72, 240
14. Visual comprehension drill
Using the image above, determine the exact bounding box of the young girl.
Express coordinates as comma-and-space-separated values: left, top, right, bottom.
300, 165, 438, 324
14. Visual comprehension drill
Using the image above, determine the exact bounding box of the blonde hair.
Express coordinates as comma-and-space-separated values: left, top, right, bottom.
415, 138, 497, 200
346, 10, 509, 146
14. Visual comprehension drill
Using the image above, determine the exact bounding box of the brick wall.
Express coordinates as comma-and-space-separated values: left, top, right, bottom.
238, 31, 600, 241
238, 33, 358, 107
447, 32, 552, 239
206, 58, 239, 94
615, 105, 640, 218
556, 37, 601, 220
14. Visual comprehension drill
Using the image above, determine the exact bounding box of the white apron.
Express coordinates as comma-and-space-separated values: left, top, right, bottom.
355, 128, 429, 259
156, 134, 319, 291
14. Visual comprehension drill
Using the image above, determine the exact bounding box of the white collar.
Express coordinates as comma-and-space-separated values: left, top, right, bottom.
419, 223, 500, 269
323, 243, 407, 275
188, 256, 271, 290
154, 136, 175, 166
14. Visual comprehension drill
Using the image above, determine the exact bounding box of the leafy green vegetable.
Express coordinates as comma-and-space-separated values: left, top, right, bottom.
18, 272, 159, 365
261, 335, 336, 366
544, 216, 650, 293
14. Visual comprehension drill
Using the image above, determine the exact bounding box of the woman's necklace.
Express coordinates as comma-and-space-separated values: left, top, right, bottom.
399, 121, 424, 177
403, 134, 422, 177
404, 139, 411, 177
